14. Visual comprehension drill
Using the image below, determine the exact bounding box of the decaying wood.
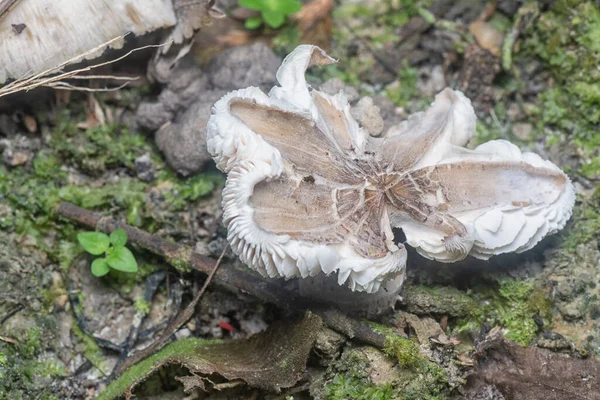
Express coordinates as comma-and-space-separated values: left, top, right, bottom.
56, 202, 387, 349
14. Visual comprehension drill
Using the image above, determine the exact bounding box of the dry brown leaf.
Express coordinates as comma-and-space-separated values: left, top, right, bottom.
23, 114, 37, 133
99, 312, 323, 399
469, 20, 503, 56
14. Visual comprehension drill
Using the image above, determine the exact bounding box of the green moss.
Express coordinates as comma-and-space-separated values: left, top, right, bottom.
560, 190, 600, 252
50, 117, 152, 175
98, 338, 219, 400
522, 0, 600, 179
382, 336, 422, 370
0, 315, 63, 399
158, 169, 222, 211
134, 296, 151, 315
383, 336, 448, 399
325, 374, 394, 400
402, 284, 479, 318
385, 64, 419, 106
472, 120, 504, 147
455, 278, 550, 346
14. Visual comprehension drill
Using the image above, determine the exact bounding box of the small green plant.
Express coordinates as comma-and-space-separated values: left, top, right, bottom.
77, 229, 138, 277
239, 0, 302, 29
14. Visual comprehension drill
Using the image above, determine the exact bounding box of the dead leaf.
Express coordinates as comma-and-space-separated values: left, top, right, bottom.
464, 338, 600, 400
394, 311, 450, 346
469, 21, 503, 56
98, 312, 322, 399
77, 94, 105, 129
23, 114, 37, 133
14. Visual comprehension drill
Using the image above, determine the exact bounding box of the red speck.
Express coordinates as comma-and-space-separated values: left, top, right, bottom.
218, 321, 234, 332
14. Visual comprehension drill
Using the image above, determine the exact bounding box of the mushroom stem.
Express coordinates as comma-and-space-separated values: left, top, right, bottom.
56, 202, 387, 347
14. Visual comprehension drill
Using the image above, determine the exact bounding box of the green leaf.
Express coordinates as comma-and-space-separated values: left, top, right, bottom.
262, 10, 285, 28
77, 232, 110, 255
417, 8, 436, 24
91, 258, 110, 277
110, 229, 128, 247
106, 246, 138, 273
245, 16, 263, 29
276, 0, 302, 15
239, 0, 263, 11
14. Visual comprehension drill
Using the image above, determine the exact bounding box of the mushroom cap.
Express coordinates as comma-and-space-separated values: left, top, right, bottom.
0, 0, 176, 84
206, 45, 575, 294
0, 0, 219, 84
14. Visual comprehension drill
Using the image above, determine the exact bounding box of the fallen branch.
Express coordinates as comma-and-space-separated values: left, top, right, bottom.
56, 202, 387, 350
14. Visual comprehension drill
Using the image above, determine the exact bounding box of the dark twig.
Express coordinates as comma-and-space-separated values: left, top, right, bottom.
0, 304, 23, 326
114, 246, 226, 375
56, 202, 388, 351
110, 271, 168, 377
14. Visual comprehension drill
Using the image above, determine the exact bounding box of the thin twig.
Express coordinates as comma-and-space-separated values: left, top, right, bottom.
114, 247, 226, 375
0, 36, 171, 98
0, 304, 23, 325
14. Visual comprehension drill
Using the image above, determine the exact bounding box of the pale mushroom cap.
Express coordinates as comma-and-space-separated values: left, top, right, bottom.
207, 45, 575, 294
0, 0, 177, 84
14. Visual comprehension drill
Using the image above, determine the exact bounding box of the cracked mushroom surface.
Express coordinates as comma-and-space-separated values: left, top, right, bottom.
206, 45, 575, 294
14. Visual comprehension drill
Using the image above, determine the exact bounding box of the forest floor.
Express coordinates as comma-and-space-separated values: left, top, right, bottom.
1, 0, 600, 399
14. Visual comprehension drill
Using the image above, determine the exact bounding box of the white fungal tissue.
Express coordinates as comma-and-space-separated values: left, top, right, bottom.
206, 45, 575, 295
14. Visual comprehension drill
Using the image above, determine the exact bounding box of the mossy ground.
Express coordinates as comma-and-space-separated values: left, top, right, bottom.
0, 89, 221, 398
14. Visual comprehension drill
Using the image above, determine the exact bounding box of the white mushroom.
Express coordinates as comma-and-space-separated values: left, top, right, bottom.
206, 45, 575, 294
0, 0, 222, 84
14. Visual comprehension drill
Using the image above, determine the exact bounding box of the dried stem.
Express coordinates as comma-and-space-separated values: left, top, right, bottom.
56, 202, 387, 350
0, 35, 171, 98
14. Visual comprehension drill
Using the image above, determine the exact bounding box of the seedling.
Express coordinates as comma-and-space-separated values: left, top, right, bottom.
239, 0, 302, 29
77, 229, 138, 277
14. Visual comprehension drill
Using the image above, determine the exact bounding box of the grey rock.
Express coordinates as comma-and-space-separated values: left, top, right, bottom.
371, 95, 404, 132
207, 42, 281, 91
464, 384, 506, 400
136, 102, 173, 131
318, 78, 360, 103
0, 114, 17, 135
136, 57, 208, 131
418, 65, 446, 97
159, 64, 209, 113
135, 153, 156, 182
512, 122, 533, 140
313, 328, 346, 367
351, 96, 385, 137
155, 90, 226, 176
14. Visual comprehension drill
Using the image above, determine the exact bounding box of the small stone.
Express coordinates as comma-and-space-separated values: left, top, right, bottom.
4, 150, 31, 166
512, 123, 533, 140
135, 102, 173, 131
351, 97, 385, 137
0, 114, 17, 135
155, 91, 225, 176
557, 296, 587, 320
469, 21, 503, 56
318, 78, 360, 103
135, 153, 156, 182
418, 65, 446, 97
313, 327, 346, 366
23, 114, 37, 133
175, 328, 192, 340
206, 42, 281, 91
